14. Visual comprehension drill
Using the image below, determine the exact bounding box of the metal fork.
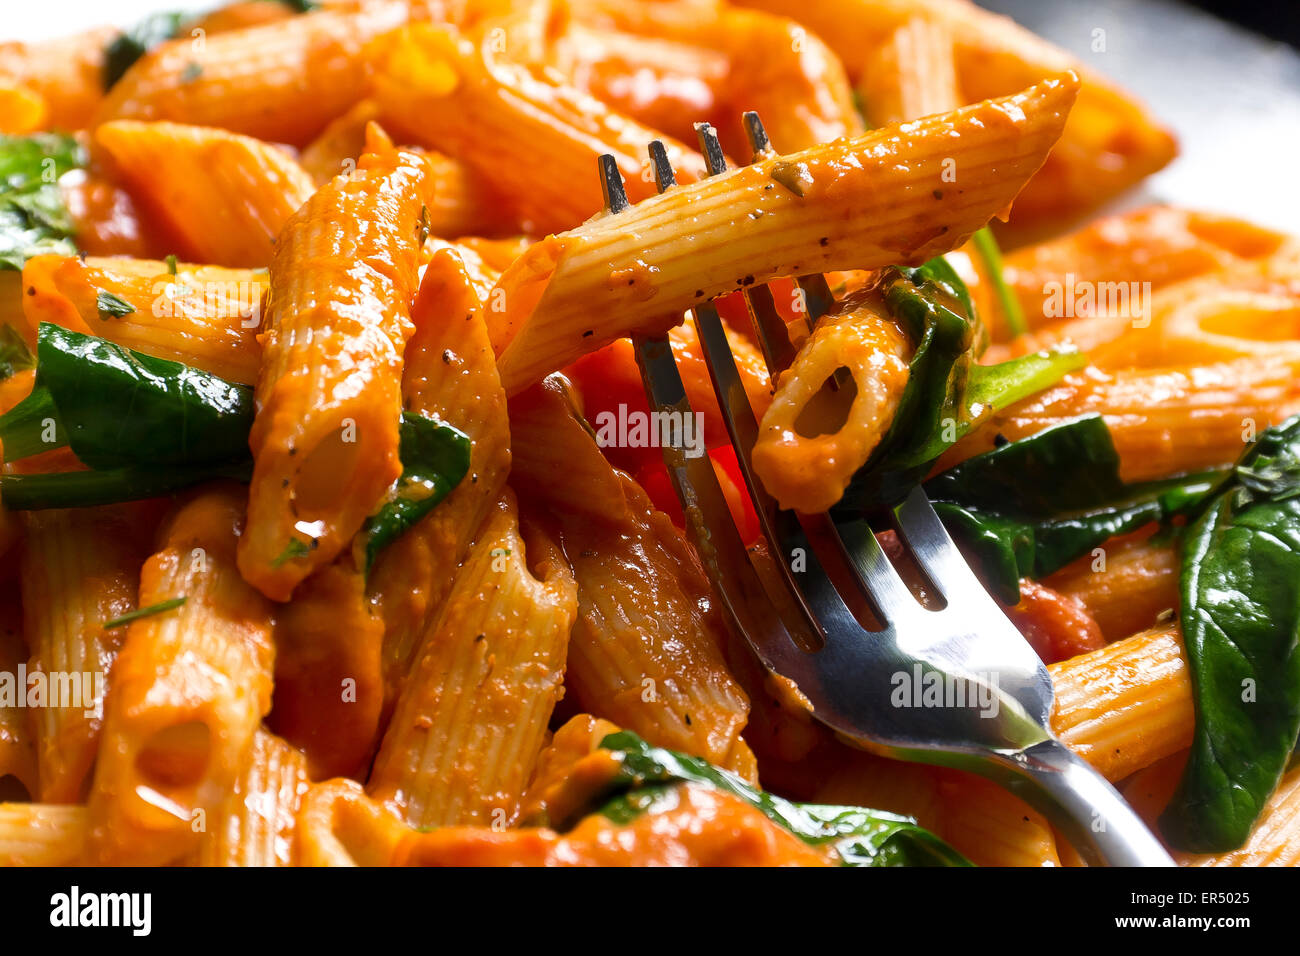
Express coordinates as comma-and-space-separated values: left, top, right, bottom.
600, 115, 1175, 867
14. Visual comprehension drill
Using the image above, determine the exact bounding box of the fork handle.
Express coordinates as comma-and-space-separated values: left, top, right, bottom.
983, 739, 1176, 867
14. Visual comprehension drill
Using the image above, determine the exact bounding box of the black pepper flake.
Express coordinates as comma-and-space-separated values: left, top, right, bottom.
819, 237, 829, 247
309, 538, 320, 551
993, 433, 1009, 447
281, 478, 289, 488
26, 286, 35, 296
288, 447, 297, 456
694, 289, 704, 298
932, 189, 944, 200
442, 349, 453, 364
581, 329, 594, 337
740, 275, 755, 286
474, 633, 486, 643
684, 714, 692, 726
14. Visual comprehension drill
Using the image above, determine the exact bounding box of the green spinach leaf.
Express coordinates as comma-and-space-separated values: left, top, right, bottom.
923, 415, 1223, 604
1160, 415, 1300, 852
584, 731, 970, 867
103, 11, 188, 90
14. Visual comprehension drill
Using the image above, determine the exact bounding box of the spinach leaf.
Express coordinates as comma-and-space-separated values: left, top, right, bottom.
95, 290, 135, 320
834, 264, 1081, 512
0, 326, 470, 567
587, 731, 970, 867
9, 323, 254, 469
0, 133, 85, 270
103, 11, 188, 90
356, 412, 471, 571
1159, 415, 1300, 852
0, 460, 253, 510
923, 415, 1224, 603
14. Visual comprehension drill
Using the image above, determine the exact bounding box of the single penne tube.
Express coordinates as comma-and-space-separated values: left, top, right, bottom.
856, 14, 960, 126
934, 768, 1060, 867
370, 241, 512, 690
808, 746, 945, 836
238, 136, 435, 601
369, 491, 578, 829
1043, 529, 1180, 642
96, 2, 411, 146
752, 288, 912, 513
0, 803, 88, 866
191, 728, 310, 867
1048, 623, 1193, 782
20, 254, 264, 385
86, 484, 275, 866
732, 0, 1176, 226
94, 120, 318, 268
491, 74, 1079, 394
20, 505, 155, 802
508, 378, 756, 778
942, 355, 1300, 483
369, 22, 709, 236
296, 777, 409, 866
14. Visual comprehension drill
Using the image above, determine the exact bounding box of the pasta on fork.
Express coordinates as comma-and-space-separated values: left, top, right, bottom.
0, 0, 1295, 871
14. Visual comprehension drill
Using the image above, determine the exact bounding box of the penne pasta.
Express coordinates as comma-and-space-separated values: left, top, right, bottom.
0, 584, 36, 801
1048, 623, 1193, 782
191, 728, 311, 867
370, 22, 709, 236
96, 2, 412, 147
0, 26, 116, 131
509, 377, 756, 778
20, 254, 264, 385
934, 768, 1061, 867
369, 240, 512, 692
490, 75, 1078, 394
94, 120, 318, 268
238, 135, 435, 600
369, 491, 577, 829
20, 505, 154, 802
0, 803, 88, 866
86, 484, 275, 865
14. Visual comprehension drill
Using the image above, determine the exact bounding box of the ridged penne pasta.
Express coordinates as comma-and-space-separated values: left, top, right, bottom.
1043, 529, 1179, 643
20, 505, 154, 802
96, 2, 411, 146
0, 803, 87, 866
369, 491, 577, 828
934, 768, 1060, 867
20, 254, 264, 385
1048, 623, 1193, 782
942, 356, 1300, 482
238, 137, 435, 600
370, 241, 511, 691
508, 378, 756, 778
855, 14, 960, 126
491, 75, 1078, 394
370, 23, 708, 236
94, 121, 318, 268
732, 0, 1177, 227
191, 728, 311, 867
87, 485, 275, 865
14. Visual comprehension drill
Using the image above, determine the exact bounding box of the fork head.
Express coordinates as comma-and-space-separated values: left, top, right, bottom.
598, 115, 1056, 763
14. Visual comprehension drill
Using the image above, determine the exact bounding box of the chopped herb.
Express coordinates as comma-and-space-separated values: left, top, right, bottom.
416, 204, 430, 248
165, 254, 178, 276
272, 538, 311, 568
95, 289, 135, 320
104, 596, 187, 630
0, 133, 86, 270
180, 62, 203, 83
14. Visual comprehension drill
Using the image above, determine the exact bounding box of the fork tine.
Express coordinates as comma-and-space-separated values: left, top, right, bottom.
647, 140, 677, 192
694, 122, 729, 176
891, 486, 998, 608
607, 143, 811, 672
740, 110, 773, 160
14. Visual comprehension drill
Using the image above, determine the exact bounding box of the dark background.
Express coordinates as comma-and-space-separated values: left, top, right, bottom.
1185, 0, 1300, 49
